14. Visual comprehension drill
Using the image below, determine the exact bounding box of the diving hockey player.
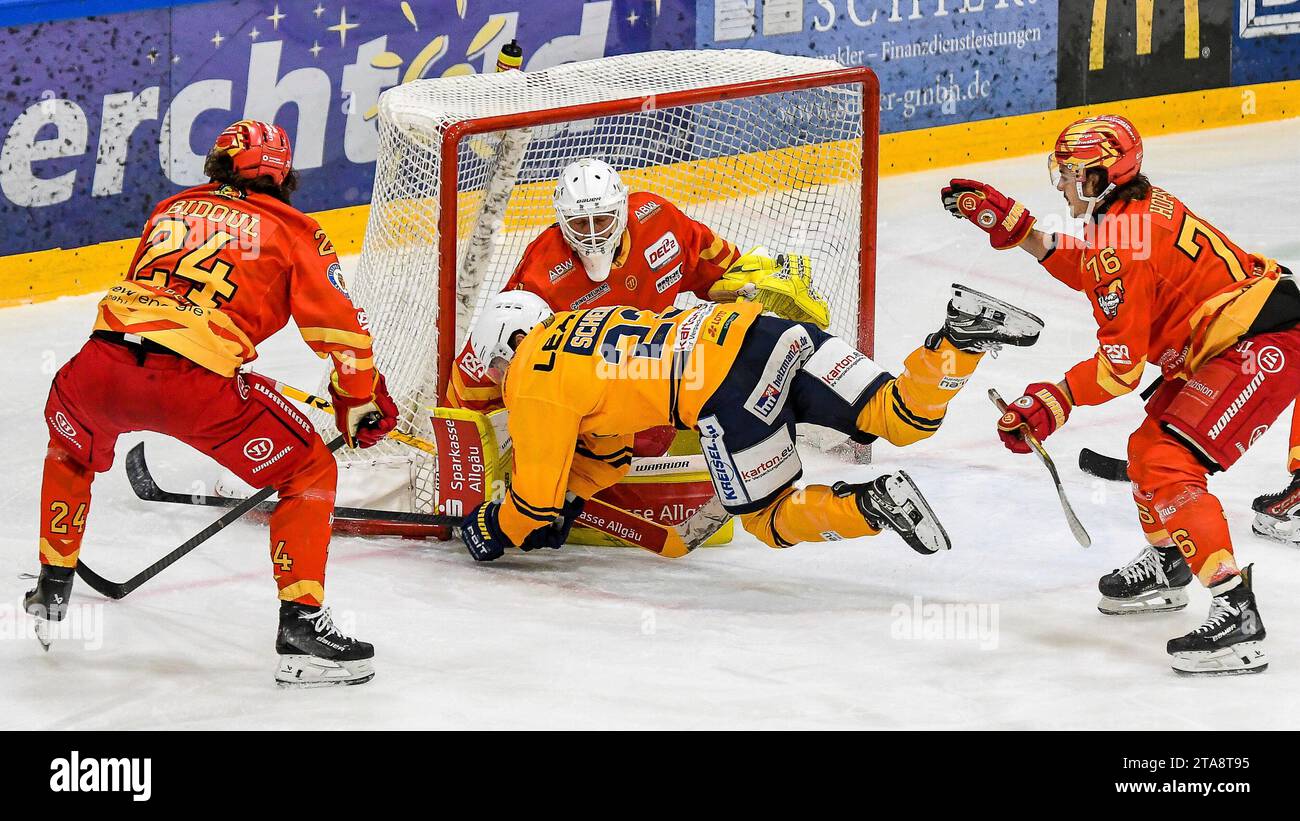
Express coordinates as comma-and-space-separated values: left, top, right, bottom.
444, 157, 831, 441
26, 120, 398, 687
942, 114, 1300, 675
455, 285, 1043, 560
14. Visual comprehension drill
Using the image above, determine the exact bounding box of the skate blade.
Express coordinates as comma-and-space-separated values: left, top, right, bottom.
275, 655, 375, 688
950, 283, 1045, 342
33, 619, 52, 652
882, 471, 951, 554
1251, 514, 1300, 546
1098, 587, 1189, 616
1170, 642, 1268, 676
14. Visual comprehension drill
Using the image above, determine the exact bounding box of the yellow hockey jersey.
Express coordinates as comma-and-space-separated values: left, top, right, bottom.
499, 301, 762, 543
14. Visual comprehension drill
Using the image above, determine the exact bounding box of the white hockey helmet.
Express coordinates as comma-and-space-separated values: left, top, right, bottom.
553, 158, 629, 283
469, 289, 553, 384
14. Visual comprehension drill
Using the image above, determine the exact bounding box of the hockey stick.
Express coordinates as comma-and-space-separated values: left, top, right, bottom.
123, 442, 452, 529
125, 437, 727, 557
77, 436, 342, 600
990, 389, 1091, 548
274, 381, 438, 456
1078, 447, 1130, 482
1075, 377, 1164, 482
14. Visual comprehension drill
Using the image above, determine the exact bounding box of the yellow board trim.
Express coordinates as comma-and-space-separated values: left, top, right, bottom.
4, 80, 1297, 308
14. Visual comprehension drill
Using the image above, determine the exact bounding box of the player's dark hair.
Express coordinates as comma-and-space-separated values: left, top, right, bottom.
202, 150, 299, 204
1087, 168, 1151, 207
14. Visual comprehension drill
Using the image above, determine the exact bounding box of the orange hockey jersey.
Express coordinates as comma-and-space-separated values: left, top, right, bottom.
446, 191, 742, 411
93, 183, 375, 399
497, 301, 762, 544
1040, 186, 1282, 406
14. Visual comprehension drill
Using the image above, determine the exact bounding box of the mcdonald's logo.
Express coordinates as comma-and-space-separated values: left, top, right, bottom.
1089, 0, 1202, 70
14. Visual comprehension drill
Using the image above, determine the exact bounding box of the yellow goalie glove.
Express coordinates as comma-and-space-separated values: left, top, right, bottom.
712, 247, 830, 329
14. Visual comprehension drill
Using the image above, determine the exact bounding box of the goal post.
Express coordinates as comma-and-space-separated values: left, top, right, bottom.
337, 49, 879, 515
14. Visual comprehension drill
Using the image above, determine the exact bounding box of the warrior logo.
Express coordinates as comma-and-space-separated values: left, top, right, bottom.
1094, 278, 1125, 320
1256, 345, 1285, 375
52, 411, 78, 442
243, 437, 274, 462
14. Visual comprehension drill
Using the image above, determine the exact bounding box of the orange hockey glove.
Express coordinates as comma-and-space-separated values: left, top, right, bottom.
942, 179, 1035, 250
329, 372, 398, 448
997, 382, 1072, 454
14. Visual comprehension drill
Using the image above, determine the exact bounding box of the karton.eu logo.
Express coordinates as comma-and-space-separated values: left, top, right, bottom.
50, 751, 151, 801
1240, 0, 1300, 37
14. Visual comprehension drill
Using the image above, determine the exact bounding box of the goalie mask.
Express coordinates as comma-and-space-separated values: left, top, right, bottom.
469, 290, 554, 384
553, 158, 629, 283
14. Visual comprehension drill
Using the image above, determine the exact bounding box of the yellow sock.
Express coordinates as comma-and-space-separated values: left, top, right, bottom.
740, 485, 880, 548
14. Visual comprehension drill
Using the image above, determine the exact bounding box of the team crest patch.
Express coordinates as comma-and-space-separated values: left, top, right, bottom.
1094, 278, 1125, 320
326, 263, 351, 300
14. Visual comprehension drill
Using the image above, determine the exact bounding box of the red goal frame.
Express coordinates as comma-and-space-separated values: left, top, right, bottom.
433, 66, 879, 402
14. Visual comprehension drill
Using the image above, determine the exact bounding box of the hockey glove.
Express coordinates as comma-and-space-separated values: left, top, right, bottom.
941, 179, 1036, 250
520, 495, 586, 552
329, 372, 398, 448
997, 382, 1072, 454
717, 248, 830, 329
459, 501, 512, 562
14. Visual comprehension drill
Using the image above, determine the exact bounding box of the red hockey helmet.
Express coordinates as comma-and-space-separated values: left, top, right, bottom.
1050, 115, 1143, 188
213, 120, 293, 185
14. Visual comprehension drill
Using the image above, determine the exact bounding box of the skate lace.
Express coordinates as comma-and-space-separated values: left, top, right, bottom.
1191, 596, 1240, 636
1118, 546, 1165, 586
303, 607, 356, 642
969, 340, 1002, 357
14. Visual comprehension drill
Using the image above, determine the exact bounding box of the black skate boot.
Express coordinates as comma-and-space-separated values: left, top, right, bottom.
1167, 565, 1268, 676
1097, 544, 1192, 615
927, 283, 1045, 354
1250, 471, 1300, 546
23, 565, 74, 651
833, 470, 951, 555
275, 602, 375, 688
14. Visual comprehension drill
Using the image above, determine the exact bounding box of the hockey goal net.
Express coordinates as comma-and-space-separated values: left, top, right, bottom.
333, 49, 878, 515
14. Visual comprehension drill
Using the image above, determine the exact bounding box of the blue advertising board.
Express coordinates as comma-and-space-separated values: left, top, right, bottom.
1233, 0, 1300, 84
0, 0, 687, 255
695, 0, 1058, 132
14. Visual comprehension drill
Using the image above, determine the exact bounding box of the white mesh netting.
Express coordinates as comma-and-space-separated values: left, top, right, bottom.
327, 49, 871, 514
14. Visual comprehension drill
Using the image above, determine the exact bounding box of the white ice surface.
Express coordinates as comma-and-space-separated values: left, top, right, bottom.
2, 119, 1299, 729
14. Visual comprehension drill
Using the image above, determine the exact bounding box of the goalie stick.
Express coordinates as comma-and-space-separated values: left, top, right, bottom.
990, 388, 1091, 548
